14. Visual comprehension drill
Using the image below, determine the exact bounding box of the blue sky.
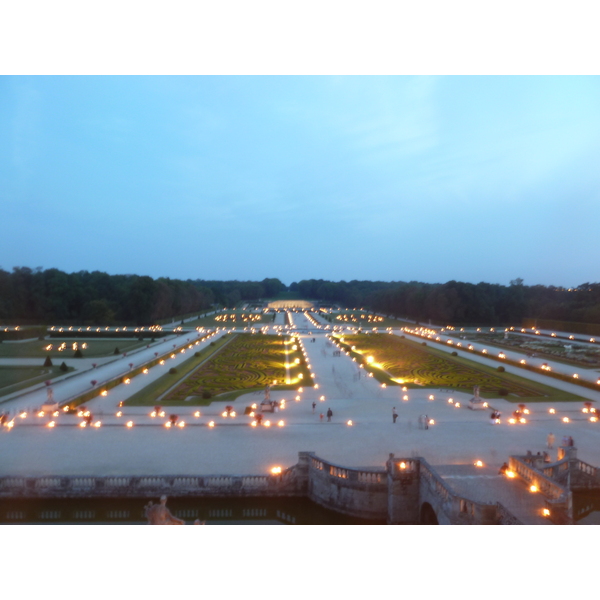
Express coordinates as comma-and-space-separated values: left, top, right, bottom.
1, 75, 599, 287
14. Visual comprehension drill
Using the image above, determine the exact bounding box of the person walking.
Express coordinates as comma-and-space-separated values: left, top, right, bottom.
547, 432, 555, 449
392, 407, 398, 423
326, 408, 333, 422
312, 401, 316, 414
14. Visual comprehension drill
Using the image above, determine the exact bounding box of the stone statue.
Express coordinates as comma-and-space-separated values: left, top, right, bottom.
264, 384, 271, 401
473, 385, 480, 400
144, 496, 185, 525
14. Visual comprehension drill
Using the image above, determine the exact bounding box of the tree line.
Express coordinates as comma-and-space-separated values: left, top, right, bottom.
0, 267, 285, 325
290, 278, 600, 326
1, 267, 598, 327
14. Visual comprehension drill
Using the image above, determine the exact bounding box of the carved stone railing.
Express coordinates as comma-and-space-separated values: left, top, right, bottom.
510, 456, 569, 501
307, 454, 387, 488
0, 452, 527, 524
419, 457, 522, 525
0, 468, 300, 498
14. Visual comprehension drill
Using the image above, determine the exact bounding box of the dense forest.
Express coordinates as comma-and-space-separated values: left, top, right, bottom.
0, 267, 285, 325
290, 278, 600, 326
1, 267, 598, 327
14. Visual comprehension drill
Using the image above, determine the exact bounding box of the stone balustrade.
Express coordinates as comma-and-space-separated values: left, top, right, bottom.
418, 457, 518, 525
0, 467, 300, 498
0, 452, 530, 524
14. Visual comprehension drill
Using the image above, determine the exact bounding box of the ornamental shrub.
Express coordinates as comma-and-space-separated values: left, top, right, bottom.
74, 348, 83, 358
498, 387, 509, 396
169, 367, 178, 374
114, 347, 120, 355
59, 362, 68, 372
451, 351, 458, 356
202, 390, 212, 399
422, 342, 427, 346
497, 366, 505, 372
44, 355, 53, 367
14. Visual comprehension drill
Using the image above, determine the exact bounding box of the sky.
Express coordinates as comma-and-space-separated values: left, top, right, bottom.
1, 75, 599, 287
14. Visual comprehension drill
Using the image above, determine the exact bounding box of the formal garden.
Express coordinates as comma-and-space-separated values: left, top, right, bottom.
460, 331, 600, 368
332, 333, 586, 402
124, 333, 311, 407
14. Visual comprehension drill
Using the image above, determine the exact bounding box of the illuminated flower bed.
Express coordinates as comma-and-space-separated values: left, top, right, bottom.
162, 334, 301, 402
340, 334, 544, 397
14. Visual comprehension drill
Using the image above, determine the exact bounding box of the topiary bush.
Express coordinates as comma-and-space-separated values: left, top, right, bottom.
114, 347, 120, 355
451, 351, 458, 356
194, 352, 200, 357
498, 387, 509, 396
59, 362, 68, 372
169, 367, 178, 374
202, 390, 212, 399
497, 366, 505, 372
210, 342, 216, 346
44, 355, 53, 367
422, 342, 427, 346
74, 348, 83, 358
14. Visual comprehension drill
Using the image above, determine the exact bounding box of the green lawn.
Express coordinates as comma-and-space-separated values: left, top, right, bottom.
0, 338, 152, 359
336, 333, 587, 403
0, 365, 74, 397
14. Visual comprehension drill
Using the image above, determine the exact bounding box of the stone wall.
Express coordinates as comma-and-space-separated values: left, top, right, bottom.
303, 453, 388, 521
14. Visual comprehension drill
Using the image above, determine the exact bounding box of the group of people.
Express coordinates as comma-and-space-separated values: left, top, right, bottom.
489, 410, 501, 424
417, 414, 429, 430
562, 435, 575, 447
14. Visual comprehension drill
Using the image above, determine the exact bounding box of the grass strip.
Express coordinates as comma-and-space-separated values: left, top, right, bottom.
0, 366, 75, 399
122, 334, 233, 407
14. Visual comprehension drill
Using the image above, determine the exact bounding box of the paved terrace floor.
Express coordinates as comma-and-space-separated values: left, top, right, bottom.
2, 312, 599, 524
